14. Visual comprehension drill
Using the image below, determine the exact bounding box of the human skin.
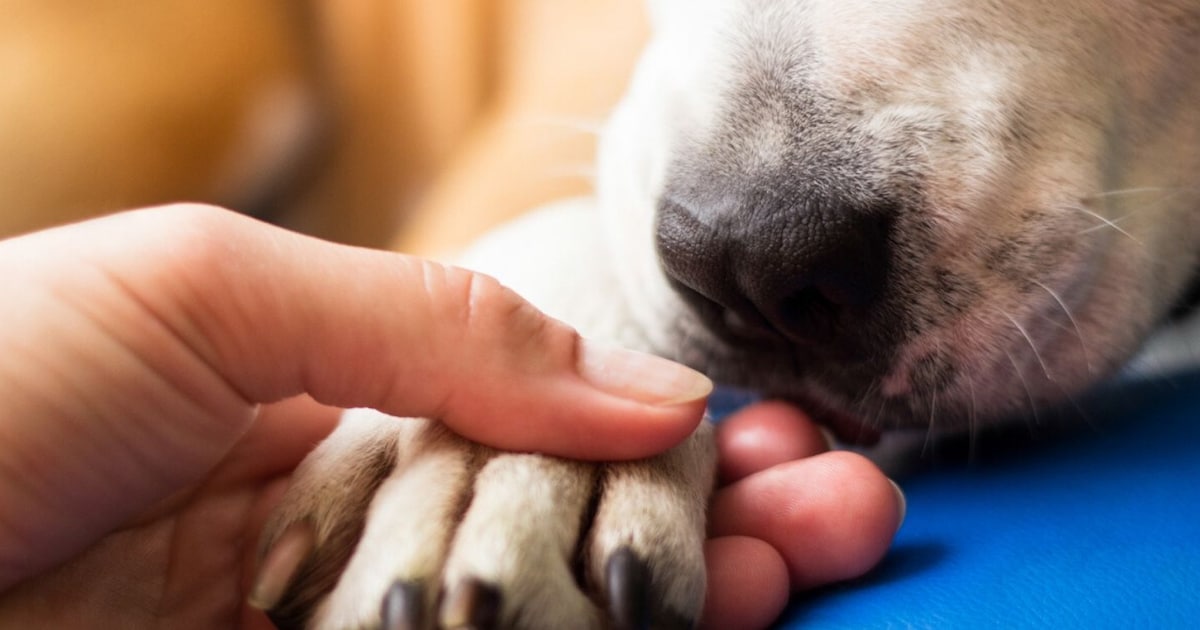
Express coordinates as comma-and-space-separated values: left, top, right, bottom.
0, 204, 902, 628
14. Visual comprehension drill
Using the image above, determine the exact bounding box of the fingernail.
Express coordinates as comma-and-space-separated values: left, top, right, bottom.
889, 478, 907, 534
249, 521, 315, 611
577, 340, 713, 406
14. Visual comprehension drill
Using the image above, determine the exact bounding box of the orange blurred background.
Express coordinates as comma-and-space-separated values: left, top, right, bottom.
0, 0, 649, 255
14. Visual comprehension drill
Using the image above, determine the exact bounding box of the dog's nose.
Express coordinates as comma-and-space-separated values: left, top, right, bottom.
656, 192, 892, 343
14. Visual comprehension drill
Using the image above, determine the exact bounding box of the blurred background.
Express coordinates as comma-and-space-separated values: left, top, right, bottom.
0, 0, 649, 255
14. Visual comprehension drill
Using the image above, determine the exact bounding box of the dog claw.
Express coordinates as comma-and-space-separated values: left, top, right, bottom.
381, 580, 426, 630
439, 577, 502, 629
249, 521, 315, 612
606, 546, 651, 630
605, 546, 697, 630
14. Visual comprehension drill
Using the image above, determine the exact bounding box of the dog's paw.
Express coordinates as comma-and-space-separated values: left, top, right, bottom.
253, 408, 717, 629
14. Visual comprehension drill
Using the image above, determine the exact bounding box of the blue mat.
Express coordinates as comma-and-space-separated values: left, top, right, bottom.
776, 369, 1200, 628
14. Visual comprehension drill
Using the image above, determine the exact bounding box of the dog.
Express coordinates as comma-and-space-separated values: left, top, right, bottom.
253, 0, 1200, 627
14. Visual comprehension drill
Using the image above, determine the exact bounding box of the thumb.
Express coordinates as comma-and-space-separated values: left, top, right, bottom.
117, 205, 712, 460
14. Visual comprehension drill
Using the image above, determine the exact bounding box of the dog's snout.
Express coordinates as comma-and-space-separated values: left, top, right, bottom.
656, 192, 892, 343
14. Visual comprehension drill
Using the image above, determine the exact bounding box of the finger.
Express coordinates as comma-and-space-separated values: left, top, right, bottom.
125, 396, 338, 527
709, 451, 905, 590
237, 208, 710, 459
716, 401, 832, 484
216, 395, 342, 482
30, 205, 711, 461
701, 536, 790, 630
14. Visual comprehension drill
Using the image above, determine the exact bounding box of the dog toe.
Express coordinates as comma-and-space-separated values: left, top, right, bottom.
438, 453, 603, 629
307, 419, 477, 628
588, 424, 716, 629
255, 408, 403, 628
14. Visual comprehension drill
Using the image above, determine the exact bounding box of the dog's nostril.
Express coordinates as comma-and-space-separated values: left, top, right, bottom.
656, 191, 893, 343
779, 286, 831, 324
746, 285, 842, 342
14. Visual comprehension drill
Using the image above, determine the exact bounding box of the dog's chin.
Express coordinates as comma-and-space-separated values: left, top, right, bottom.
675, 315, 1065, 439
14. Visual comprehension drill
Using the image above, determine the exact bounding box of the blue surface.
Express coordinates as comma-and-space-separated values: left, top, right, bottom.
776, 369, 1200, 628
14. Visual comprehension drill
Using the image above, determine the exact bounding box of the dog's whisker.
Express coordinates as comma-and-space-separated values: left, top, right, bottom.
920, 384, 939, 459
1004, 348, 1043, 430
1061, 385, 1100, 435
1002, 312, 1054, 383
1083, 186, 1200, 200
966, 375, 980, 465
1064, 199, 1134, 216
853, 379, 889, 434
853, 380, 884, 430
1062, 204, 1143, 244
1076, 222, 1141, 242
871, 389, 890, 432
1030, 312, 1074, 335
1030, 279, 1094, 374
850, 381, 872, 419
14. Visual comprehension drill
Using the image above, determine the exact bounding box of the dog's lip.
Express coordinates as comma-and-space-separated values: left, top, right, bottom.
697, 302, 825, 350
720, 309, 812, 345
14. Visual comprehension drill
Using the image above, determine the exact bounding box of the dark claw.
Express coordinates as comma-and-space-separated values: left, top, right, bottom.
606, 546, 651, 630
439, 577, 502, 630
606, 546, 698, 630
381, 580, 426, 630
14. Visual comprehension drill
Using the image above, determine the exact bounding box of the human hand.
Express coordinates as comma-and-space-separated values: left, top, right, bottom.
0, 205, 901, 628
703, 402, 905, 629
0, 203, 709, 626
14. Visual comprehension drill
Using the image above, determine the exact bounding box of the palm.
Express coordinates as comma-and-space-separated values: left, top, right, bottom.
0, 398, 339, 629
